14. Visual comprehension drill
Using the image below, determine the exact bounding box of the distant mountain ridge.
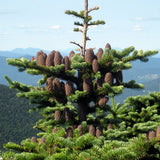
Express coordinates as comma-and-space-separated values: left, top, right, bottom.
0, 47, 160, 85
0, 48, 74, 58
0, 47, 159, 58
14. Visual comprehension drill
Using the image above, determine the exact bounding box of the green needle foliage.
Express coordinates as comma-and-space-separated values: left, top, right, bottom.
2, 0, 160, 160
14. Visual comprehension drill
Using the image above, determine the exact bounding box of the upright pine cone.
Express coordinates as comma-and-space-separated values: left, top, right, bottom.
46, 50, 56, 67
77, 125, 83, 136
96, 126, 103, 137
55, 110, 61, 121
54, 51, 62, 66
53, 78, 61, 91
31, 137, 37, 143
156, 126, 160, 139
89, 125, 96, 136
85, 48, 94, 63
96, 48, 103, 61
83, 78, 93, 93
63, 107, 71, 121
104, 72, 114, 86
65, 81, 74, 96
98, 97, 109, 107
66, 126, 74, 138
46, 77, 53, 92
105, 43, 111, 50
115, 69, 123, 84
39, 137, 46, 144
148, 129, 156, 140
92, 59, 99, 73
69, 50, 75, 61
64, 56, 70, 71
36, 50, 47, 66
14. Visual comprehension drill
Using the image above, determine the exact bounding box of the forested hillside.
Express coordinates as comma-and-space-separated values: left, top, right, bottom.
0, 84, 41, 151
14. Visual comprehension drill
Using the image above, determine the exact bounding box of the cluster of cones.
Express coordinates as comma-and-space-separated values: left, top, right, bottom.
34, 43, 124, 138
46, 78, 74, 96
30, 125, 160, 145
31, 123, 109, 143
35, 43, 123, 88
36, 50, 75, 71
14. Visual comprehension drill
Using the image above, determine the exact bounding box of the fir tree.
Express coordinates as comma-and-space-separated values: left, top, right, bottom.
2, 0, 160, 160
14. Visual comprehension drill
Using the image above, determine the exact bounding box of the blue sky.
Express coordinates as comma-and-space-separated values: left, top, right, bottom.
0, 0, 160, 52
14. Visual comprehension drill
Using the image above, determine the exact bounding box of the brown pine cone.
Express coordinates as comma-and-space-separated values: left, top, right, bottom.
53, 78, 61, 91
46, 78, 53, 92
66, 126, 74, 138
65, 81, 74, 96
107, 123, 113, 130
85, 48, 94, 63
36, 50, 47, 66
54, 51, 62, 66
31, 137, 38, 143
148, 129, 156, 140
104, 72, 114, 86
64, 56, 70, 71
92, 59, 99, 73
83, 78, 93, 93
89, 125, 96, 136
63, 107, 71, 121
96, 126, 103, 137
55, 110, 61, 121
105, 43, 111, 50
156, 126, 160, 139
46, 50, 56, 67
98, 97, 109, 107
69, 50, 75, 61
96, 48, 103, 61
77, 125, 83, 136
115, 69, 123, 84
39, 137, 46, 144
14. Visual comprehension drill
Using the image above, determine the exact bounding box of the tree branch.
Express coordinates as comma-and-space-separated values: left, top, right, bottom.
88, 6, 99, 13
70, 41, 83, 49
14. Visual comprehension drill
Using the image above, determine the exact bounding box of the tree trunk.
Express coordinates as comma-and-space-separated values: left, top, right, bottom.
81, 0, 88, 57
78, 100, 88, 122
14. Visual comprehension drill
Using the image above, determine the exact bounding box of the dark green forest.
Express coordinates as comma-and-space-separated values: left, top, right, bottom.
0, 84, 41, 151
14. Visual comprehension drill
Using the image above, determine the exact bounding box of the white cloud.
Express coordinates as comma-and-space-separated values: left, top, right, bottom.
50, 25, 61, 29
133, 17, 160, 21
133, 25, 143, 31
18, 25, 49, 32
133, 17, 143, 21
19, 25, 25, 28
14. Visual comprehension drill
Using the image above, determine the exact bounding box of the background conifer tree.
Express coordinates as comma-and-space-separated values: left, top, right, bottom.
2, 0, 160, 160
